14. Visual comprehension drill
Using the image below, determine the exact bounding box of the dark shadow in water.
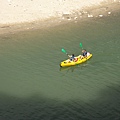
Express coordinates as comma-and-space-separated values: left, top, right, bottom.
0, 83, 120, 120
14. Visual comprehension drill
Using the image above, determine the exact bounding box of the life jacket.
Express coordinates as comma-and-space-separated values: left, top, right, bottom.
70, 55, 74, 61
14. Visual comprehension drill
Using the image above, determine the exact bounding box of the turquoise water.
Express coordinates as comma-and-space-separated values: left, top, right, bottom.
0, 11, 120, 119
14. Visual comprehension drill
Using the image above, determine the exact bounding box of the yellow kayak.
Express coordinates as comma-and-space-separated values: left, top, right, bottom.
60, 54, 92, 67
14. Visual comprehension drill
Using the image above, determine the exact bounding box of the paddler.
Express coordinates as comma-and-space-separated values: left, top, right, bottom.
82, 49, 87, 57
82, 49, 90, 58
68, 54, 75, 61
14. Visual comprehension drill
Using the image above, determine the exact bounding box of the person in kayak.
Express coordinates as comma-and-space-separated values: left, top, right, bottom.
82, 49, 87, 57
68, 54, 75, 61
80, 49, 90, 59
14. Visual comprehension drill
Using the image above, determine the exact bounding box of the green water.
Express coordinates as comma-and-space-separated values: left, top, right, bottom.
0, 12, 120, 120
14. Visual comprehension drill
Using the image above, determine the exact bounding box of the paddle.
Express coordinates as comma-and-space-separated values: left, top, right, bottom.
79, 42, 84, 59
61, 48, 68, 55
79, 43, 88, 59
79, 43, 83, 49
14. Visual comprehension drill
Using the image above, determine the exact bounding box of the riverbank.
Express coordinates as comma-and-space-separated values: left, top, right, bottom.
0, 0, 120, 35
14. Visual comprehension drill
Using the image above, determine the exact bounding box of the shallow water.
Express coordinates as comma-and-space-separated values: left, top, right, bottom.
0, 11, 120, 120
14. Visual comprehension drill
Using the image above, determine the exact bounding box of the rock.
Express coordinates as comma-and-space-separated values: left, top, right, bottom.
99, 14, 103, 17
88, 14, 93, 17
108, 12, 111, 14
74, 17, 77, 19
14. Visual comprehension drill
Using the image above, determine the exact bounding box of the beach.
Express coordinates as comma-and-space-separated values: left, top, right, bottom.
0, 0, 120, 35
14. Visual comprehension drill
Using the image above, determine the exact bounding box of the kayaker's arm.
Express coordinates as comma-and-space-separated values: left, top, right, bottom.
68, 54, 72, 58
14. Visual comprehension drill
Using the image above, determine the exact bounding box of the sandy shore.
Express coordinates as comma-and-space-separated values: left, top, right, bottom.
0, 0, 106, 24
0, 0, 120, 35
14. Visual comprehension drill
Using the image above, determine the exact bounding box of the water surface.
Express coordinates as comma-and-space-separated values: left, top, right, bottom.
0, 11, 120, 120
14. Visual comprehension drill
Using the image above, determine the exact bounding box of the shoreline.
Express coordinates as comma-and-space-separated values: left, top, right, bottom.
0, 1, 120, 36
